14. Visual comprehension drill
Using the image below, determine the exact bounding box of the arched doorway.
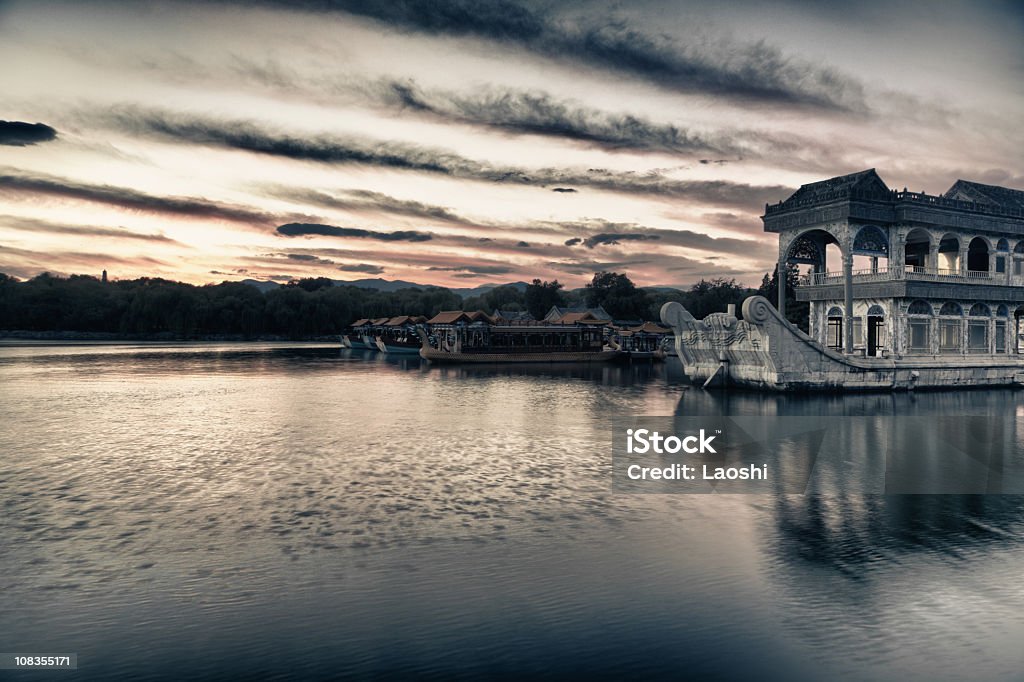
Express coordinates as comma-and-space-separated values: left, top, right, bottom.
866, 304, 885, 357
904, 228, 932, 271
938, 234, 961, 273
778, 228, 841, 335
853, 225, 889, 274
967, 237, 990, 275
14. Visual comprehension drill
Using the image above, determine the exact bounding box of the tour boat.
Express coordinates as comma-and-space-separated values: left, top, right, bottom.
416, 311, 621, 363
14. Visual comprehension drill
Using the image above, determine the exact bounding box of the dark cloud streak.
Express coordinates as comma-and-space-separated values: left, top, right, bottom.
0, 121, 57, 146
276, 222, 433, 241
0, 170, 272, 225
103, 109, 791, 209
252, 0, 867, 111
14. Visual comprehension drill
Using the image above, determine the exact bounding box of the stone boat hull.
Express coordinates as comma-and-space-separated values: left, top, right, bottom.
660, 296, 1024, 391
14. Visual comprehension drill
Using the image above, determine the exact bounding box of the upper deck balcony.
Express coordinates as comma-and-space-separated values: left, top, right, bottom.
800, 265, 1000, 287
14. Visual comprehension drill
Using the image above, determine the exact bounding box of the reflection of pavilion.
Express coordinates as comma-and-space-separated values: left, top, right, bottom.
773, 170, 1024, 357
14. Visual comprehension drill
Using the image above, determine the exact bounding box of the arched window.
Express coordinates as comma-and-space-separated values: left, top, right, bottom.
997, 238, 1009, 252
906, 301, 931, 353
968, 304, 991, 353
968, 237, 990, 273
996, 306, 1009, 353
826, 306, 843, 349
1015, 241, 1024, 254
904, 228, 932, 270
939, 302, 963, 316
907, 300, 932, 315
939, 302, 962, 352
853, 225, 889, 256
866, 304, 885, 317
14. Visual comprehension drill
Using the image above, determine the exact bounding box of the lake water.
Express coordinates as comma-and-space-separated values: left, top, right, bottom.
1, 343, 1023, 681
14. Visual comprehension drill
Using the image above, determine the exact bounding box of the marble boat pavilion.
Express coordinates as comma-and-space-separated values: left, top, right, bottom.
766, 170, 1024, 359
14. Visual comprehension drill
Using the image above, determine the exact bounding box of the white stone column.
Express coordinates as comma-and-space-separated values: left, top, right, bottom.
843, 252, 854, 353
777, 260, 786, 317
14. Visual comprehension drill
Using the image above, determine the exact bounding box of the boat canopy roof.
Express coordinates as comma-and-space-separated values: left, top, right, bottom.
426, 310, 493, 325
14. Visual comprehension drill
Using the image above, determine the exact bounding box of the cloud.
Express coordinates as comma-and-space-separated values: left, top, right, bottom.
369, 80, 750, 155
427, 264, 514, 274
262, 1, 868, 111
100, 108, 792, 208
0, 170, 272, 225
280, 253, 336, 264
545, 258, 652, 275
0, 215, 179, 243
551, 219, 772, 258
0, 121, 57, 146
107, 108, 458, 171
581, 233, 661, 248
276, 222, 433, 241
269, 186, 472, 224
338, 263, 385, 274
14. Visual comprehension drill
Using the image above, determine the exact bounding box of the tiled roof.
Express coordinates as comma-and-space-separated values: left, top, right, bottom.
631, 321, 670, 334
383, 315, 425, 326
944, 179, 1024, 212
492, 309, 534, 321
779, 169, 889, 206
426, 310, 493, 325
544, 305, 612, 322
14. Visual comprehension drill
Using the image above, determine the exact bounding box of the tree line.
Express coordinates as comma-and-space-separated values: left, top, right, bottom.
0, 269, 807, 339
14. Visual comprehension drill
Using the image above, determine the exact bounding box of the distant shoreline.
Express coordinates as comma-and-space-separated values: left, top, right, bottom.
0, 330, 340, 342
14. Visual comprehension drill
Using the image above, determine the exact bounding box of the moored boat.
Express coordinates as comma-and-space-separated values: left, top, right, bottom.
417, 310, 622, 363
341, 319, 374, 349
375, 315, 428, 354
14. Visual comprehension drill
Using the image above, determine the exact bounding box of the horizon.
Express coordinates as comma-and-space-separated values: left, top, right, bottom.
2, 1, 1024, 289
2, 268, 759, 294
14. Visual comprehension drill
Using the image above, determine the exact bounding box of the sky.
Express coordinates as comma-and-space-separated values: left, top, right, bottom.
2, 0, 1023, 289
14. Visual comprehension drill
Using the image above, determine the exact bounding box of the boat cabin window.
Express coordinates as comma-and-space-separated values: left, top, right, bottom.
968, 321, 989, 353
939, 319, 961, 351
826, 317, 842, 349
908, 319, 930, 353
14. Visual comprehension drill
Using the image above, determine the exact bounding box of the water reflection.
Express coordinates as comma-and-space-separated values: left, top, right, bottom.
1, 345, 1023, 680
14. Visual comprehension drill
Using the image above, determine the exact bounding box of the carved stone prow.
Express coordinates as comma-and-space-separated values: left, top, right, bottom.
660, 301, 699, 367
414, 324, 432, 350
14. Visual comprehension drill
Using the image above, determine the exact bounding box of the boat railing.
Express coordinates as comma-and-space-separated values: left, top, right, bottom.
800, 265, 998, 286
